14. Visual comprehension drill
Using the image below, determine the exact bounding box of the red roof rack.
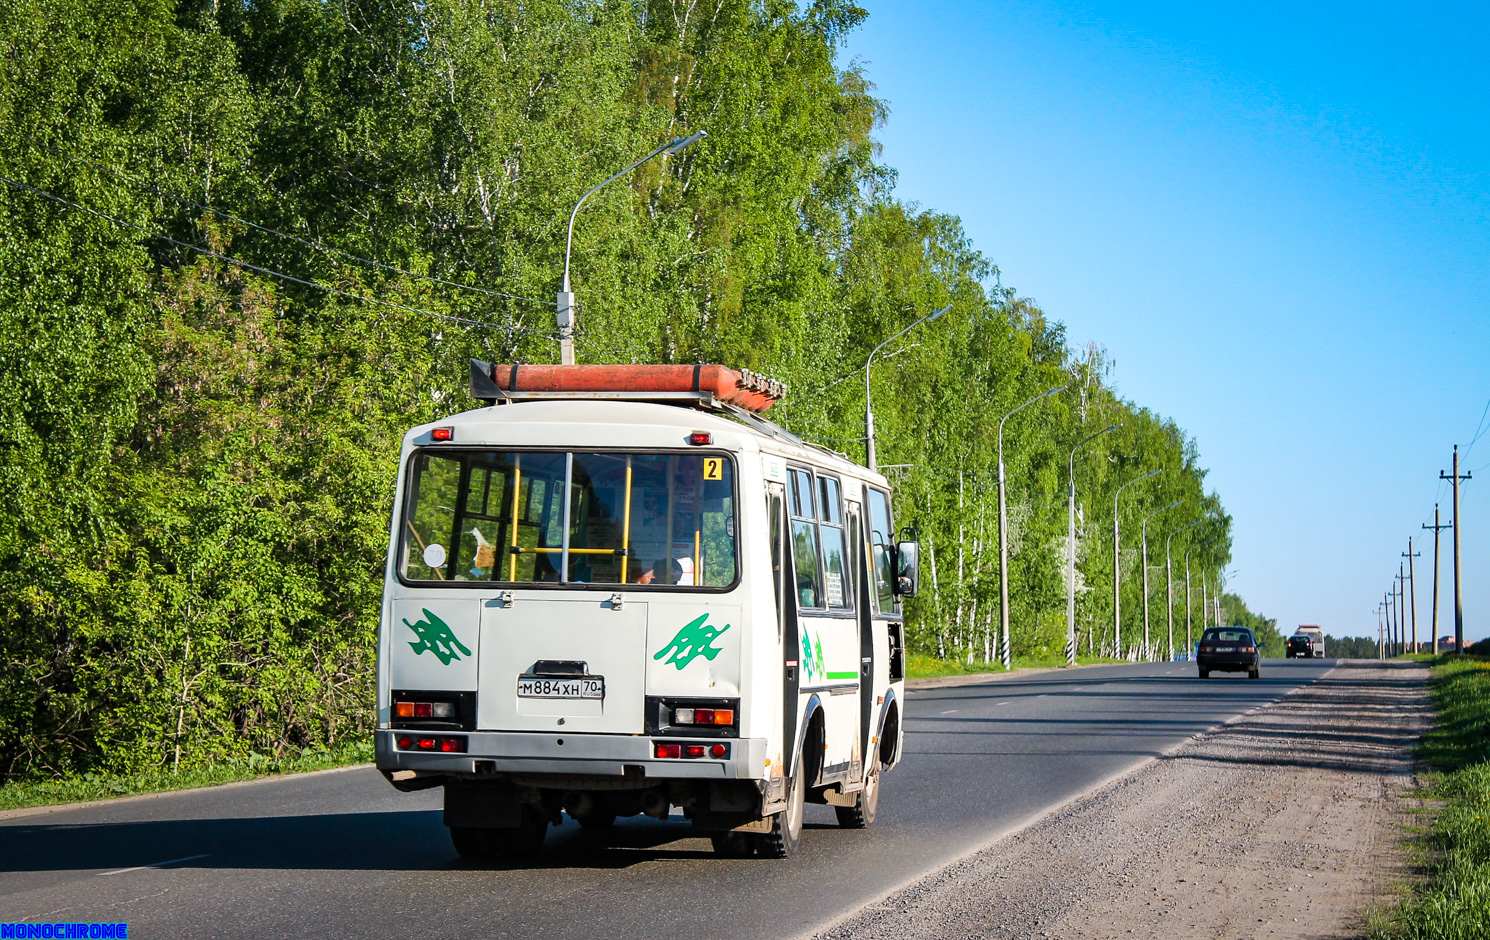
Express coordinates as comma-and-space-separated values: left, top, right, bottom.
469, 361, 785, 413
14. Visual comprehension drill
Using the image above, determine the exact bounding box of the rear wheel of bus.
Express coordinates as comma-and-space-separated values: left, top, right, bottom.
834, 760, 880, 828
449, 808, 547, 859
756, 758, 806, 858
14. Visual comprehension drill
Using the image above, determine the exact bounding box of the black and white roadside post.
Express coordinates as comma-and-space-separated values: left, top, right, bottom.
997, 385, 1066, 670
558, 131, 705, 364
1423, 504, 1452, 654
1066, 424, 1121, 666
1140, 501, 1180, 662
1440, 445, 1473, 654
1113, 468, 1163, 661
863, 305, 951, 472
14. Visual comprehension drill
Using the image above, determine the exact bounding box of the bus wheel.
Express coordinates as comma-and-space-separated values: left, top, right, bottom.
756, 763, 805, 858
489, 807, 548, 858
449, 826, 493, 859
576, 812, 616, 830
834, 761, 880, 829
710, 831, 756, 858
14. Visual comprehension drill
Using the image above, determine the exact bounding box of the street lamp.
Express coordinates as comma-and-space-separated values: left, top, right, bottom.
1113, 468, 1162, 659
997, 384, 1067, 669
557, 130, 706, 364
1065, 424, 1121, 666
864, 304, 952, 472
1183, 540, 1209, 660
1166, 520, 1202, 661
1141, 500, 1181, 661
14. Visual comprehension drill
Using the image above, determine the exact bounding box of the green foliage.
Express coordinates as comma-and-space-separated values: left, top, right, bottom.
0, 0, 1241, 785
1326, 635, 1380, 659
1372, 657, 1490, 940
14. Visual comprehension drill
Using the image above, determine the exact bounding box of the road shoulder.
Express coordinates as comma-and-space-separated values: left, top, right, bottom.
816, 660, 1428, 940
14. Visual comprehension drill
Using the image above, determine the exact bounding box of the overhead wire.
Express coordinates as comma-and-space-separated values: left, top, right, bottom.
0, 171, 558, 338
14, 133, 553, 308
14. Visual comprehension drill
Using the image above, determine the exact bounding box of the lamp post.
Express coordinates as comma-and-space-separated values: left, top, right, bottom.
1140, 501, 1181, 661
864, 304, 952, 472
997, 385, 1067, 669
1065, 424, 1121, 666
558, 131, 706, 364
1166, 520, 1202, 661
1113, 468, 1162, 660
1183, 546, 1201, 658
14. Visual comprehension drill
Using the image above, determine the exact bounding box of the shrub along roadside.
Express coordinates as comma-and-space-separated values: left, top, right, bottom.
1374, 655, 1490, 940
0, 738, 373, 813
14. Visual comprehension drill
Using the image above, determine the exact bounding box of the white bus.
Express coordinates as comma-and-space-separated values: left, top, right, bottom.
374, 362, 917, 858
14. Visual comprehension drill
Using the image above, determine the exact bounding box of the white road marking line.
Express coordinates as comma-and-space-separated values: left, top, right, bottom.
995, 701, 1011, 706
940, 709, 958, 714
100, 854, 208, 876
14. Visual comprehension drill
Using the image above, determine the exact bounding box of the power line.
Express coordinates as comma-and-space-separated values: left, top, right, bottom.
1466, 395, 1490, 454
0, 171, 557, 338
14, 134, 553, 308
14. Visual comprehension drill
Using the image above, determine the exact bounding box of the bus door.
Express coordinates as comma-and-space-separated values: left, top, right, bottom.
847, 497, 873, 770
767, 482, 798, 779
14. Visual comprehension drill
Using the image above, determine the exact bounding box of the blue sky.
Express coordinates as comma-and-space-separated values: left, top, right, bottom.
841, 1, 1490, 643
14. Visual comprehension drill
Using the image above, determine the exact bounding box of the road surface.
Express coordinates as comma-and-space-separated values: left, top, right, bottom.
0, 659, 1334, 939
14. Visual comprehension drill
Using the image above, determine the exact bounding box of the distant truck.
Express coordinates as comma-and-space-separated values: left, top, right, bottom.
1292, 625, 1325, 658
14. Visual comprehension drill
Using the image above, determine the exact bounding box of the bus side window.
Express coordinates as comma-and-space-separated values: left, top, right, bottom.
867, 488, 896, 613
788, 469, 823, 609
769, 489, 785, 635
818, 475, 851, 610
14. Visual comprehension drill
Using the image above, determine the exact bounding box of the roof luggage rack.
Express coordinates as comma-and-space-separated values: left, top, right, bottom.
468, 359, 802, 444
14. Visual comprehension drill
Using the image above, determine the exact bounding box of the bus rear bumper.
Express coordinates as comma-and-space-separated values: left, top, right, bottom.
375, 729, 767, 781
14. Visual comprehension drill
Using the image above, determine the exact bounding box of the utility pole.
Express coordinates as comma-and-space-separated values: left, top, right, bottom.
1423, 505, 1451, 654
1387, 584, 1398, 657
1376, 604, 1384, 660
1441, 445, 1473, 654
1403, 540, 1421, 654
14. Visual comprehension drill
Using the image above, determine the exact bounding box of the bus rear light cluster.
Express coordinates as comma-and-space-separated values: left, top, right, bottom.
654, 742, 729, 760
395, 701, 455, 719
397, 735, 467, 753
672, 707, 734, 726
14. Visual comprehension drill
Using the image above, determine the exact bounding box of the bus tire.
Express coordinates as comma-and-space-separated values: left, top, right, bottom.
756, 762, 805, 858
834, 760, 880, 829
576, 812, 616, 830
449, 826, 493, 859
488, 807, 548, 858
710, 831, 756, 858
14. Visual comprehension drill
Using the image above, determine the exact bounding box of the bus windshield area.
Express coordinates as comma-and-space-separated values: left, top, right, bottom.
400, 449, 737, 588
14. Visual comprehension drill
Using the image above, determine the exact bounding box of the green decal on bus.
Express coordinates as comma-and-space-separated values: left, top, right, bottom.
654, 614, 729, 670
404, 608, 472, 665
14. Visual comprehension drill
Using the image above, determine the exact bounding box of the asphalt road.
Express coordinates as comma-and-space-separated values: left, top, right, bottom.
1, 658, 1335, 939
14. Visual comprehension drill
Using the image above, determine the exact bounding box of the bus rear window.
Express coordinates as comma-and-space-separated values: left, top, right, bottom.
401, 450, 737, 589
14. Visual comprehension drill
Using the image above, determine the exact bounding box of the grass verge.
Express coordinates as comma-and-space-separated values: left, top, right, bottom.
1374, 655, 1490, 940
0, 738, 374, 812
907, 652, 1123, 679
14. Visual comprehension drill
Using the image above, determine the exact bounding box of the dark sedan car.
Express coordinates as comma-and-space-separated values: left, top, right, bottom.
1197, 627, 1261, 680
1286, 634, 1316, 658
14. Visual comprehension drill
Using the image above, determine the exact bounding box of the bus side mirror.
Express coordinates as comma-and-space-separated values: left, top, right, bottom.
894, 540, 920, 597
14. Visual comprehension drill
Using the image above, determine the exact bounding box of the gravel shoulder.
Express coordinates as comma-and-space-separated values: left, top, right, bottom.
816, 660, 1429, 940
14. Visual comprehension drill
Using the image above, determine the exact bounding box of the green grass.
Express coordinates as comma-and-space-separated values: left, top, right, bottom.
0, 738, 374, 812
1373, 655, 1490, 940
907, 652, 1123, 680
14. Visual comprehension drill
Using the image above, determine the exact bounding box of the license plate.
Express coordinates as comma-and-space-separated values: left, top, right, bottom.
1215, 646, 1235, 652
517, 676, 604, 700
